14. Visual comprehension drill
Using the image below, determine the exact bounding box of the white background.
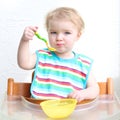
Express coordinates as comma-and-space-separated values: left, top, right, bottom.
0, 0, 119, 94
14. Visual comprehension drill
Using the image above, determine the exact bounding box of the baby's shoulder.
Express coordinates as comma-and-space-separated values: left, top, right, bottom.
36, 49, 52, 55
76, 53, 93, 64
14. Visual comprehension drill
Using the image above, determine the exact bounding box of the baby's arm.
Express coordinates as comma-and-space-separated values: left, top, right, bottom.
17, 26, 38, 70
68, 71, 100, 102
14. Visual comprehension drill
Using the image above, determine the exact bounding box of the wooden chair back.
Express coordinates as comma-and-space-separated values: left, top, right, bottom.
7, 78, 31, 97
98, 77, 113, 95
7, 76, 114, 98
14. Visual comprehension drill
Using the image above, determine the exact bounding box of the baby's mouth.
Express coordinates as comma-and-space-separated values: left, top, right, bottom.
56, 43, 64, 47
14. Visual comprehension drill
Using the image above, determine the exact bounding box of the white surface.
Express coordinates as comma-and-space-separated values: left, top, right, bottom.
0, 0, 120, 94
0, 94, 120, 120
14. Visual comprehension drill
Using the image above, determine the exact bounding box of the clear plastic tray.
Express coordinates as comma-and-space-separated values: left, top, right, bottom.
21, 96, 42, 111
75, 97, 98, 110
21, 96, 99, 111
99, 94, 115, 103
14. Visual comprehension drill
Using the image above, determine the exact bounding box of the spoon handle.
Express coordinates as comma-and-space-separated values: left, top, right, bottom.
35, 32, 47, 43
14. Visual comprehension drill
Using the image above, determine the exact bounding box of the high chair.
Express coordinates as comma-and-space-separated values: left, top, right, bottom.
7, 71, 34, 98
98, 77, 114, 95
7, 78, 31, 97
7, 73, 114, 98
6, 75, 115, 115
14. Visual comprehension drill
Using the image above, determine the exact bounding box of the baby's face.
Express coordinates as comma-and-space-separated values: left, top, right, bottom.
47, 19, 81, 55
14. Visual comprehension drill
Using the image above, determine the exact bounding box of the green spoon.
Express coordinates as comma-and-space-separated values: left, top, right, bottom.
35, 32, 56, 51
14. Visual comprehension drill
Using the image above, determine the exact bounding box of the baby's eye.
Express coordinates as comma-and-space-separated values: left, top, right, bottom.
50, 32, 57, 34
65, 32, 71, 34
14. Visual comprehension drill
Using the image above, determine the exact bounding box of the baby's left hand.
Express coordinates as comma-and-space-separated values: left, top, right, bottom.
67, 90, 85, 102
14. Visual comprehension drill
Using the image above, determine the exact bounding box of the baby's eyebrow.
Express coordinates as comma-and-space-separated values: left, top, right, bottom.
49, 28, 56, 31
63, 29, 72, 32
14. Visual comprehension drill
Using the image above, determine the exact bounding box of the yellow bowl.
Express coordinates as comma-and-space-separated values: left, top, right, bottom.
40, 99, 77, 119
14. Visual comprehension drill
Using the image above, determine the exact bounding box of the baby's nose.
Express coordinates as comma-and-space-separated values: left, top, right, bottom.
56, 34, 63, 41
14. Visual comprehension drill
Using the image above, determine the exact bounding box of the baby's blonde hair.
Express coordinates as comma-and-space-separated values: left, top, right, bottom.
45, 7, 85, 33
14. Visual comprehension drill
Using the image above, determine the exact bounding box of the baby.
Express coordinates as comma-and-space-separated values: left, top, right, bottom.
17, 7, 99, 102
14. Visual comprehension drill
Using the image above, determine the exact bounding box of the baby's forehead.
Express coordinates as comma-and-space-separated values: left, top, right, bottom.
48, 15, 71, 21
49, 18, 71, 22
48, 20, 79, 32
46, 15, 83, 33
48, 19, 76, 27
48, 18, 75, 26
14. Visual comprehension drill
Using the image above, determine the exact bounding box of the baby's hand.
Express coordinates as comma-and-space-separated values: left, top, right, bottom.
22, 26, 38, 41
67, 90, 85, 102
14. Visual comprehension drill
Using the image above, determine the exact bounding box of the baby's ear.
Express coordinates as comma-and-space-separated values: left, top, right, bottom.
77, 32, 82, 38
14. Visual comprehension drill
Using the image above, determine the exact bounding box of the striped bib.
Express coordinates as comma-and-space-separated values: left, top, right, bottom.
30, 49, 93, 99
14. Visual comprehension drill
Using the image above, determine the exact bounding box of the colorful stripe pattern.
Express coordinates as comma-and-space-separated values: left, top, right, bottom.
30, 49, 93, 99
